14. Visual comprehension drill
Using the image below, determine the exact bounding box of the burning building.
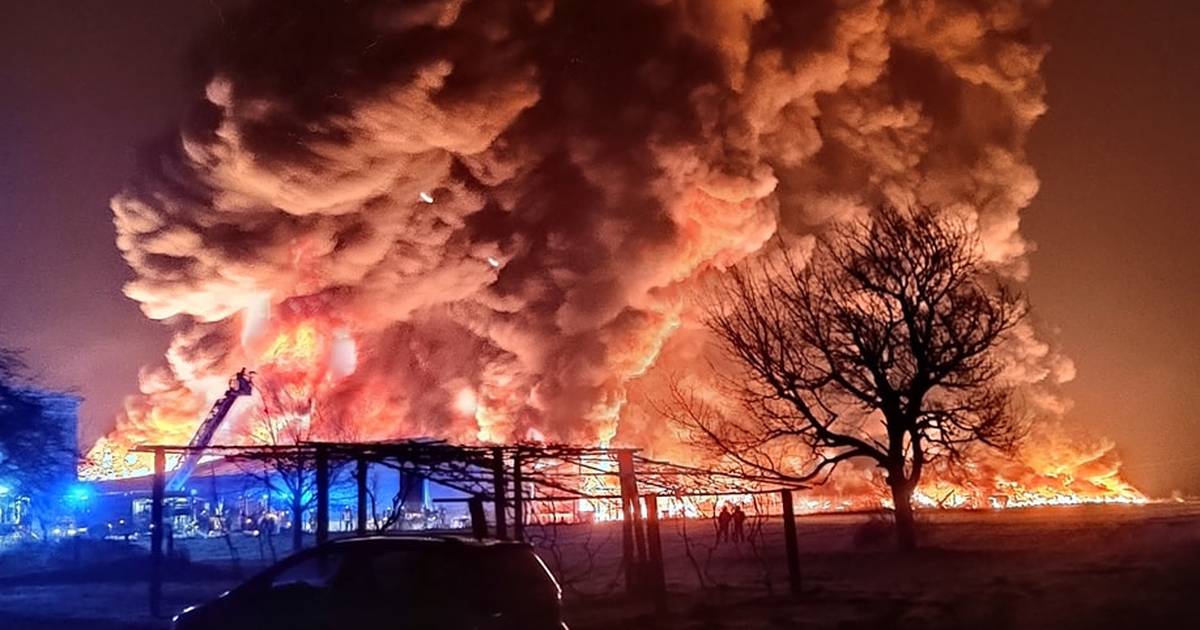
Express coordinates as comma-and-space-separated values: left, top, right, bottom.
84, 0, 1143, 510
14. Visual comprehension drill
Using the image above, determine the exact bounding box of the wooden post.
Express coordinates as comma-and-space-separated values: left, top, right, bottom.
355, 457, 368, 536
512, 450, 525, 542
644, 495, 668, 612
149, 447, 165, 617
619, 479, 635, 591
618, 451, 647, 560
315, 447, 329, 545
781, 489, 802, 596
491, 447, 508, 540
617, 450, 647, 593
468, 496, 488, 539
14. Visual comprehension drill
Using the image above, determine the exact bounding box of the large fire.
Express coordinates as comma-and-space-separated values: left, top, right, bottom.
82, 0, 1149, 514
82, 310, 1147, 512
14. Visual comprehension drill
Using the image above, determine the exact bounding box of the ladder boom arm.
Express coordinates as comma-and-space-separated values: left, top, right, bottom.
166, 369, 254, 492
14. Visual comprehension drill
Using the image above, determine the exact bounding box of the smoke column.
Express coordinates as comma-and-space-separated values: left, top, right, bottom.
88, 0, 1076, 479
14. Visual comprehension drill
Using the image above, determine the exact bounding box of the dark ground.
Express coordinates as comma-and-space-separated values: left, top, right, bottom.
0, 503, 1196, 629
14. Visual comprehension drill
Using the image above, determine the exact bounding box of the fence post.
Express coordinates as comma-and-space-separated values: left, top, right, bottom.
781, 489, 802, 595
355, 457, 368, 535
512, 450, 524, 542
315, 447, 329, 545
149, 446, 165, 617
644, 495, 668, 612
491, 447, 508, 540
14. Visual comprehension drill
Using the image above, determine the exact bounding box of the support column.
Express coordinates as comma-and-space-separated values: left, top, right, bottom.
491, 447, 508, 540
512, 450, 525, 542
315, 447, 329, 545
149, 447, 165, 617
355, 457, 368, 535
781, 489, 802, 596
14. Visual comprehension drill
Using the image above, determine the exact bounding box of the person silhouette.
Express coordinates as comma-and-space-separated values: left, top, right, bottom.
732, 505, 747, 542
717, 505, 732, 543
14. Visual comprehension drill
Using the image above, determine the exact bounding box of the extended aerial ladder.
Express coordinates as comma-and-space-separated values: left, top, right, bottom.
165, 368, 254, 492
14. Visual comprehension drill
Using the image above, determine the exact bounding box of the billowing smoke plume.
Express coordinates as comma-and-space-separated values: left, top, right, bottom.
89, 0, 1077, 478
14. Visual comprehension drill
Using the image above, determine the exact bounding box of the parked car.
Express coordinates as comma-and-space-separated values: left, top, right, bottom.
172, 536, 568, 630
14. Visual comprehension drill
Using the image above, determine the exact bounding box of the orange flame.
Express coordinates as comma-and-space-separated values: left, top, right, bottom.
84, 316, 1148, 517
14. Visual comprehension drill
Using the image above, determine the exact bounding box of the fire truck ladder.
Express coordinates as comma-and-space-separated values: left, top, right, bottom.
165, 368, 254, 492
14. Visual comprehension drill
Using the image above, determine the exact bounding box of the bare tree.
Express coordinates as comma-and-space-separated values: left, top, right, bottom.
236, 419, 313, 552
239, 377, 350, 552
675, 206, 1026, 550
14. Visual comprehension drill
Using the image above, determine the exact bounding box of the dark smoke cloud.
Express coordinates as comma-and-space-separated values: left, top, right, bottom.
96, 0, 1066, 467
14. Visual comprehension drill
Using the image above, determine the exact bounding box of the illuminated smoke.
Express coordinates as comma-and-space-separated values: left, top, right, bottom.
89, 0, 1105, 490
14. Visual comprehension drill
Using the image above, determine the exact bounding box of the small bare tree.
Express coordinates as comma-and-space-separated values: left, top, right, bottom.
676, 206, 1026, 550
238, 403, 314, 553
241, 377, 351, 552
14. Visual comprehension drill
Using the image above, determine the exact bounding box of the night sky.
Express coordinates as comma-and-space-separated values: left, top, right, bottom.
1, 1, 1197, 495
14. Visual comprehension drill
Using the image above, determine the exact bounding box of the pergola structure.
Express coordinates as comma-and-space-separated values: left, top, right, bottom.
133, 439, 808, 615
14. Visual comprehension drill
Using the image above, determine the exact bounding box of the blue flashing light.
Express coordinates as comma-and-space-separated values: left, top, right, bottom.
65, 484, 92, 505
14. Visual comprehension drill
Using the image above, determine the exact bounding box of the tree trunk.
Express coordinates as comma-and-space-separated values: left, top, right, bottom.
891, 481, 917, 551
